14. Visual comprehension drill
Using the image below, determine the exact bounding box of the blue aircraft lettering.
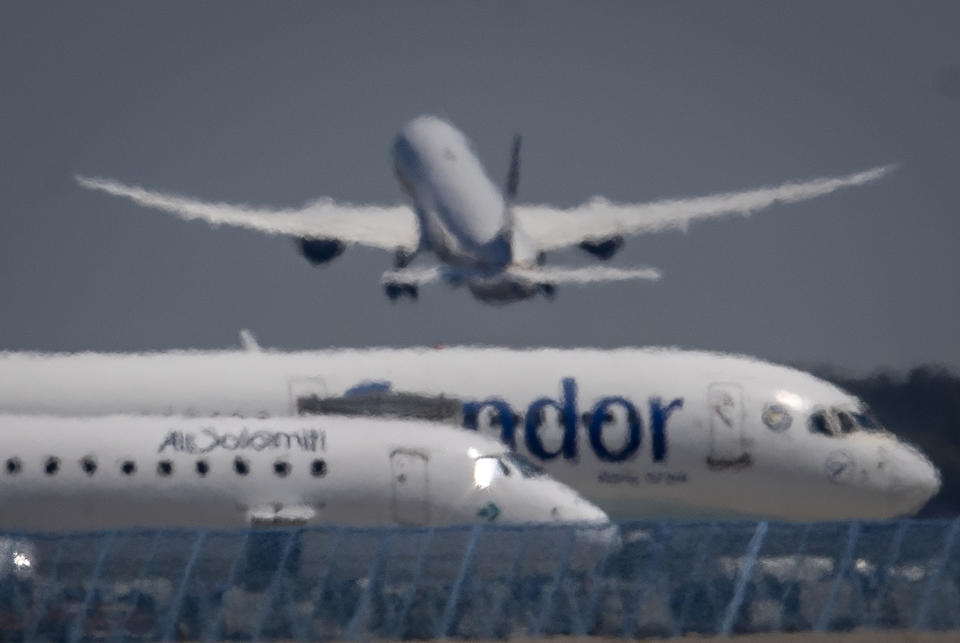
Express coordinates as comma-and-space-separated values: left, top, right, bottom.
462, 378, 683, 463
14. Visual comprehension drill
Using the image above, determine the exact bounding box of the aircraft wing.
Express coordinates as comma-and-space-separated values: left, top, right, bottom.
76, 176, 419, 251
514, 165, 895, 252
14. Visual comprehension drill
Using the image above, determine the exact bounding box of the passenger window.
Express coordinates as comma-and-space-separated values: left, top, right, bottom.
273, 460, 291, 477
80, 456, 98, 476
44, 457, 60, 475
6, 457, 21, 475
310, 459, 327, 477
121, 460, 137, 475
808, 411, 833, 437
157, 460, 174, 476
234, 456, 250, 476
195, 459, 209, 477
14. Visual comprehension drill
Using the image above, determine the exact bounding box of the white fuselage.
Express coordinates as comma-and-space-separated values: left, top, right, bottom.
392, 116, 537, 271
0, 414, 606, 532
0, 347, 941, 522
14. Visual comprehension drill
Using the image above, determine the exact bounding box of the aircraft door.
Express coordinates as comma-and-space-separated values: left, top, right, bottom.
390, 449, 430, 525
707, 383, 751, 468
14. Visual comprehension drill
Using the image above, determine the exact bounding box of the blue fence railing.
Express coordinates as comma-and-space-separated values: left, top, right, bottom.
0, 518, 957, 641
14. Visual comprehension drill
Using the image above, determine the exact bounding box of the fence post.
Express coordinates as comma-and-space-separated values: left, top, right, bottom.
394, 527, 436, 639
201, 531, 250, 643
435, 523, 483, 639
815, 521, 861, 632
532, 525, 576, 637
160, 530, 209, 643
914, 516, 960, 630
673, 521, 719, 636
22, 535, 67, 642
344, 529, 393, 641
621, 522, 672, 638
720, 521, 768, 636
864, 520, 909, 630
577, 523, 621, 637
111, 530, 165, 643
251, 529, 302, 642
68, 531, 118, 643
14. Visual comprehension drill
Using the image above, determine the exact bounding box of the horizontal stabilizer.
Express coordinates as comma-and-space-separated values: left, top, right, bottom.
381, 266, 443, 286
381, 264, 661, 288
509, 265, 662, 285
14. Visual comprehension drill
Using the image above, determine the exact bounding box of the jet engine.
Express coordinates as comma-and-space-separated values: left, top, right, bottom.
296, 238, 346, 266
579, 235, 625, 260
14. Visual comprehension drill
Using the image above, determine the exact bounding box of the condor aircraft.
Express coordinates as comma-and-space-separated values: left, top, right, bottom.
0, 346, 939, 521
76, 116, 893, 303
0, 414, 607, 531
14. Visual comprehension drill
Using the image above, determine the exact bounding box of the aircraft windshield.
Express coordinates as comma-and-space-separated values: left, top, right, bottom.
473, 456, 509, 489
853, 409, 881, 430
809, 406, 882, 437
503, 452, 546, 478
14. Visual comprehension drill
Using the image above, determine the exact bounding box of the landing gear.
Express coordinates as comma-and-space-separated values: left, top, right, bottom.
539, 283, 556, 299
385, 283, 419, 301
394, 249, 417, 269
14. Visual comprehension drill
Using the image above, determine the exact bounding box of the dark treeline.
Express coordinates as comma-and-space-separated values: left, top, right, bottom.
812, 365, 960, 518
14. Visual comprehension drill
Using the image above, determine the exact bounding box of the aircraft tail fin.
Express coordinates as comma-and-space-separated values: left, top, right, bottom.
502, 134, 524, 263
239, 329, 262, 352
505, 134, 521, 203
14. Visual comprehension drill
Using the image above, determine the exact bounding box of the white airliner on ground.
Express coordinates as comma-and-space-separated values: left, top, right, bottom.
0, 414, 607, 531
76, 116, 894, 303
0, 345, 939, 521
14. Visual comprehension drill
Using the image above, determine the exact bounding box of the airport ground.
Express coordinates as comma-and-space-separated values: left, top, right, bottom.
499, 633, 960, 643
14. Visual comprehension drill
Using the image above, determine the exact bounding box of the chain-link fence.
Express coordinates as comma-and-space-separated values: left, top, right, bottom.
0, 519, 957, 641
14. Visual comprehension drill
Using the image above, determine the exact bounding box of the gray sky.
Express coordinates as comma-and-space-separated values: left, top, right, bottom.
1, 1, 958, 375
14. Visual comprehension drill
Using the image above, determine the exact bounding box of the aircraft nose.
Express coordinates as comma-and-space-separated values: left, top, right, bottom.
888, 444, 941, 516
551, 495, 610, 525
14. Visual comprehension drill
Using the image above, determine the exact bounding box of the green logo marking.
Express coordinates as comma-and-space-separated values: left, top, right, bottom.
476, 502, 500, 522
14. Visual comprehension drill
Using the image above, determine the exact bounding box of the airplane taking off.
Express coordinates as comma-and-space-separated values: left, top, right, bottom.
0, 345, 939, 521
76, 116, 894, 303
0, 414, 607, 531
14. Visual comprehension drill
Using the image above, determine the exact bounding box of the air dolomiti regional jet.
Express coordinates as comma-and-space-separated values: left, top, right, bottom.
0, 345, 939, 521
0, 414, 607, 531
76, 116, 894, 303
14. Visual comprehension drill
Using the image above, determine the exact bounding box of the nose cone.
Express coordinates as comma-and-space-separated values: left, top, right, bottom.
890, 445, 942, 516
551, 495, 610, 525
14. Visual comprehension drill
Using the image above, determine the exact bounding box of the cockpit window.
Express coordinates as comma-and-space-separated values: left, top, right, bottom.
809, 410, 834, 437
836, 411, 857, 434
503, 452, 546, 478
853, 410, 880, 430
810, 407, 874, 437
473, 456, 509, 489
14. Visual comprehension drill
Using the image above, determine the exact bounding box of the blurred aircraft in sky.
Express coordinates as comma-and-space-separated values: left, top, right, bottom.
77, 115, 894, 304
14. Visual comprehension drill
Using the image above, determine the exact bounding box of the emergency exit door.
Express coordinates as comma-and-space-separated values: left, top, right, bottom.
390, 449, 430, 525
707, 383, 750, 468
